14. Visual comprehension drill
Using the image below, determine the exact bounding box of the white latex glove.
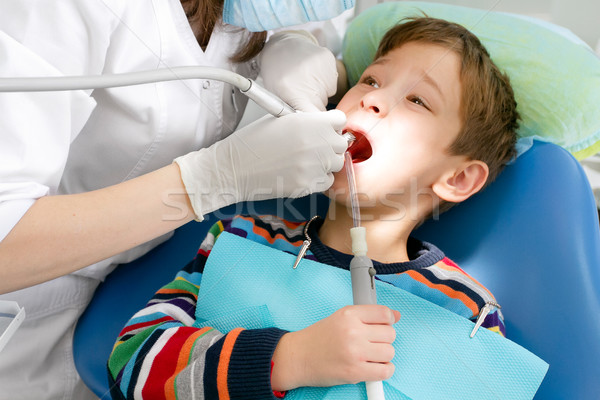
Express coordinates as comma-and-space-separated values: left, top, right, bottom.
175, 110, 347, 220
259, 31, 338, 112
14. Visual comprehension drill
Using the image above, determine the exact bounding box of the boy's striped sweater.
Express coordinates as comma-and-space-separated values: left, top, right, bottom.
108, 215, 504, 399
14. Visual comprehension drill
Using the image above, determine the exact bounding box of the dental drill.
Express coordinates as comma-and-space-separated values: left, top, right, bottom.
344, 133, 386, 400
0, 66, 294, 117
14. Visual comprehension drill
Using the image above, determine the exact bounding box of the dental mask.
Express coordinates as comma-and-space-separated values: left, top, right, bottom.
222, 0, 355, 32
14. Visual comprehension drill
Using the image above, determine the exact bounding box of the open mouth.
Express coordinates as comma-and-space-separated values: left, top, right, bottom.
344, 129, 373, 163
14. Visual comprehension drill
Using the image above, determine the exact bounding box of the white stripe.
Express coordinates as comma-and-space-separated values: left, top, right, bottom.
426, 265, 496, 303
261, 215, 303, 237
133, 302, 196, 326
190, 362, 197, 400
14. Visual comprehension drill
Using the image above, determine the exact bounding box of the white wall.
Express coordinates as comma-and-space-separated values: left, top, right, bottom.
356, 0, 600, 53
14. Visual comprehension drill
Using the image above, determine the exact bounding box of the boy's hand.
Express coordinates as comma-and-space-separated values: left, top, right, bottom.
271, 305, 401, 391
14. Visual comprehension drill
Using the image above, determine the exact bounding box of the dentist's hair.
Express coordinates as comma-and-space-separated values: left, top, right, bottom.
181, 0, 267, 62
376, 17, 519, 188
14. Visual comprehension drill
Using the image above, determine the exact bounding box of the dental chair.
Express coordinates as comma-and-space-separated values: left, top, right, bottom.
73, 140, 600, 399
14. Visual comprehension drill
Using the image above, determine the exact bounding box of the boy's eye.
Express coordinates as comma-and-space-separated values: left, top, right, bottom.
407, 95, 430, 111
361, 76, 380, 88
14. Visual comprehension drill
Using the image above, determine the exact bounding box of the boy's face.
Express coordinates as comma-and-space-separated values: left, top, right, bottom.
329, 42, 465, 213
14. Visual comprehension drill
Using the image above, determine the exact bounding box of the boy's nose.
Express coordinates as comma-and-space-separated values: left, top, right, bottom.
360, 92, 388, 116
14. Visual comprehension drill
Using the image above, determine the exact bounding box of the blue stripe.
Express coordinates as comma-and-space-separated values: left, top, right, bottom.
377, 274, 474, 319
127, 311, 170, 327
176, 270, 202, 285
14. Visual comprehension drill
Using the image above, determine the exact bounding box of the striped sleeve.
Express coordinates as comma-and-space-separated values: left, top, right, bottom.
107, 221, 287, 400
430, 258, 506, 337
380, 257, 506, 337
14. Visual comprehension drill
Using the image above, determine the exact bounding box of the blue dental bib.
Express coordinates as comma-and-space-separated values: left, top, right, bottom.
194, 232, 548, 399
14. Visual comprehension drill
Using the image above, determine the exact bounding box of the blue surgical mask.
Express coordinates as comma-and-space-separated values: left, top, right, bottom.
223, 0, 355, 32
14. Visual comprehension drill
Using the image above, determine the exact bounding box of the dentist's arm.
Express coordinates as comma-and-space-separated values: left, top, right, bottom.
0, 110, 347, 294
0, 164, 194, 293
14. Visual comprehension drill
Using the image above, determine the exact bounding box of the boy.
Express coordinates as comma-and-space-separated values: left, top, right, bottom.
108, 17, 518, 399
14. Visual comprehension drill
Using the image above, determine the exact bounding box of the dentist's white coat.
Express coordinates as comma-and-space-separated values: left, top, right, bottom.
0, 0, 256, 398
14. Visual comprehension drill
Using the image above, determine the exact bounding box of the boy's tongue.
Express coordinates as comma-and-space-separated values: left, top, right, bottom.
346, 130, 373, 163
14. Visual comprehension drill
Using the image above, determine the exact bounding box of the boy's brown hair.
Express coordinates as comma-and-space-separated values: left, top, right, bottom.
376, 17, 519, 189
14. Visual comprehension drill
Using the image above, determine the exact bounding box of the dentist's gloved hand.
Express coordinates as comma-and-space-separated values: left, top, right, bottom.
175, 110, 347, 221
259, 31, 338, 112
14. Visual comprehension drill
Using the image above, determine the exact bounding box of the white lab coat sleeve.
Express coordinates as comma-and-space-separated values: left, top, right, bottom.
0, 0, 126, 241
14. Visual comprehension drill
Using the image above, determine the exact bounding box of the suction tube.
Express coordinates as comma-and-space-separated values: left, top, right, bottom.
0, 66, 294, 117
343, 146, 361, 228
349, 227, 385, 399
344, 141, 385, 399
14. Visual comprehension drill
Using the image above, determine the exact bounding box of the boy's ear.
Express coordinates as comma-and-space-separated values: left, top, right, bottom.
432, 160, 489, 203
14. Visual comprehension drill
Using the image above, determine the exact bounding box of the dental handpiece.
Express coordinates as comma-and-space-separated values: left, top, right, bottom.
0, 66, 294, 118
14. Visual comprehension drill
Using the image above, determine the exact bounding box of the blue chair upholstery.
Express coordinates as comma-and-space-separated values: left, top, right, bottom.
73, 141, 600, 399
414, 141, 600, 399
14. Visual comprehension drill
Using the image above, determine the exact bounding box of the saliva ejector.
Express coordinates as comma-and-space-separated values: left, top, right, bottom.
344, 132, 386, 400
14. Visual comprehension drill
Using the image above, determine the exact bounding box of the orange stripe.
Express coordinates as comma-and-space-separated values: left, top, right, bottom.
217, 328, 244, 400
253, 223, 304, 246
157, 288, 193, 295
164, 328, 212, 400
237, 216, 305, 246
281, 219, 303, 229
406, 270, 479, 316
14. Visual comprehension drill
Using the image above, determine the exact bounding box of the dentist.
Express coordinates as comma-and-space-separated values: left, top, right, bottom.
0, 0, 353, 398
